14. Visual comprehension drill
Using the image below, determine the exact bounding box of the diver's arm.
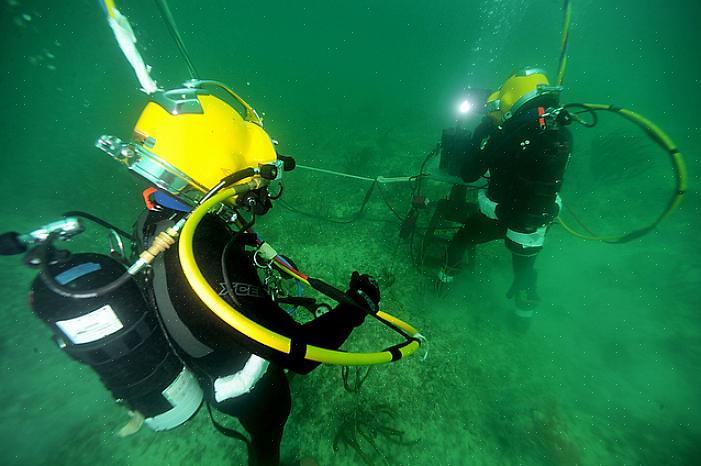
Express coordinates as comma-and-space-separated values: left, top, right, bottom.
255, 274, 375, 375
219, 251, 373, 374
284, 302, 365, 374
460, 118, 494, 183
227, 299, 364, 375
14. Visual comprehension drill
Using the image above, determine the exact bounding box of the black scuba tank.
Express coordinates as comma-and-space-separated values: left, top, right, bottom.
29, 252, 203, 431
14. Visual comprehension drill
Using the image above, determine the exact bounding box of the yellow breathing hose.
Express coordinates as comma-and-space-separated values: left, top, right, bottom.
178, 183, 422, 366
554, 1, 686, 242
557, 103, 688, 243
556, 0, 572, 86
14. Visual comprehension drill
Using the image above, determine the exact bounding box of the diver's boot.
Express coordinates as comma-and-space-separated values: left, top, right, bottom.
438, 261, 465, 283
507, 280, 539, 334
437, 268, 455, 283
513, 287, 541, 318
507, 253, 540, 319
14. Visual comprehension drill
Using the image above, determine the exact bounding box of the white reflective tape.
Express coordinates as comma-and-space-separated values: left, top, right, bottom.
214, 354, 270, 403
144, 367, 203, 431
55, 304, 123, 344
506, 226, 547, 248
478, 189, 499, 220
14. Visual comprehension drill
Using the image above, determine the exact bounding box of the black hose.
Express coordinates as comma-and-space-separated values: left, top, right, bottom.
220, 168, 257, 190
197, 180, 227, 206
306, 277, 414, 341
278, 181, 377, 225
269, 182, 284, 200
563, 103, 598, 128
375, 183, 405, 222
38, 242, 132, 299
232, 213, 256, 240
196, 168, 258, 209
62, 211, 134, 241
154, 0, 199, 79
415, 146, 440, 197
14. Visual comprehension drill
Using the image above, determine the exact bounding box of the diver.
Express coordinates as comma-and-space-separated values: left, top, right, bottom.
139, 210, 377, 466
1, 4, 424, 464
2, 78, 418, 465
98, 85, 381, 466
438, 68, 572, 318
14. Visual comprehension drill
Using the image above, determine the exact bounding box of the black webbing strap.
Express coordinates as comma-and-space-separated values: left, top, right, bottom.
382, 338, 421, 362
152, 255, 214, 358
289, 337, 308, 361
206, 403, 252, 452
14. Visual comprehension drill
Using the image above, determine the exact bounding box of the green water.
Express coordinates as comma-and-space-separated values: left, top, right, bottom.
1, 1, 699, 465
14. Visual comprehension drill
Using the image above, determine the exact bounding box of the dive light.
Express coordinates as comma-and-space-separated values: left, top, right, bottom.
0, 218, 84, 256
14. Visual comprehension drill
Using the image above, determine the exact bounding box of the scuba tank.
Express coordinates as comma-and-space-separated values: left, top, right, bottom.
4, 216, 203, 432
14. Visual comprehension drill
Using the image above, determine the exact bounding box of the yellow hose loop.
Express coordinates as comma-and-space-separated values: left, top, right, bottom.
178, 186, 421, 366
376, 311, 418, 336
556, 215, 621, 242
558, 103, 687, 242
304, 340, 422, 366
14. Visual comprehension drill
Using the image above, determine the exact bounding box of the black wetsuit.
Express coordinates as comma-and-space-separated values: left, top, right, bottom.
447, 98, 572, 299
138, 211, 366, 466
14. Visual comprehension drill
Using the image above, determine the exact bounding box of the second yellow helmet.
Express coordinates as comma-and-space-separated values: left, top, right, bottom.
485, 68, 562, 123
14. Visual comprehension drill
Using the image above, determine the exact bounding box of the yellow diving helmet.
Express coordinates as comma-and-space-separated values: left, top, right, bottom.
97, 80, 279, 205
485, 68, 562, 123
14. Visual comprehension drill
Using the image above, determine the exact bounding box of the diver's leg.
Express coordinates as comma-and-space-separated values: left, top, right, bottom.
214, 366, 291, 466
505, 238, 542, 315
241, 367, 290, 466
442, 212, 505, 280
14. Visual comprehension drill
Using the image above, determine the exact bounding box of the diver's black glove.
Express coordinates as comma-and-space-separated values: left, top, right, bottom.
347, 271, 380, 316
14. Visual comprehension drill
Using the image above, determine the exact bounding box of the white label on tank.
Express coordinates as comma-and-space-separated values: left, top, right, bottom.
55, 304, 124, 344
